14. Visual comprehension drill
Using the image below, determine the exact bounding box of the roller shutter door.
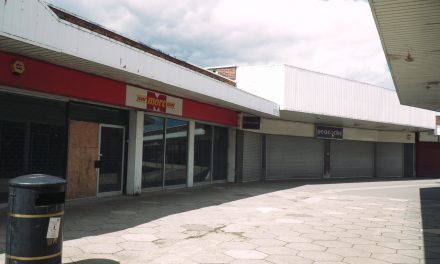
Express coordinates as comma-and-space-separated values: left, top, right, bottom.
267, 135, 324, 179
242, 131, 263, 182
330, 140, 374, 178
376, 142, 403, 177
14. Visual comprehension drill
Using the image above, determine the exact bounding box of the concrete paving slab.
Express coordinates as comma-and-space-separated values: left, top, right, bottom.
0, 178, 439, 264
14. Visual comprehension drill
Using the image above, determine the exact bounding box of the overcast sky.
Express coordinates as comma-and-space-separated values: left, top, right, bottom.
46, 0, 394, 89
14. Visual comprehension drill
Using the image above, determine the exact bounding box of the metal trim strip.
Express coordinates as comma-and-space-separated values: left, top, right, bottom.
6, 251, 61, 261
8, 211, 64, 218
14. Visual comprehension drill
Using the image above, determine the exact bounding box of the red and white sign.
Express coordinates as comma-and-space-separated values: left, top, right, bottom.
126, 85, 183, 116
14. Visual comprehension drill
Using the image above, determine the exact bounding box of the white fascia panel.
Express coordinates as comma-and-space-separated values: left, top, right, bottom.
344, 127, 415, 144
284, 66, 436, 129
261, 119, 315, 138
0, 0, 279, 117
236, 65, 286, 109
234, 63, 435, 130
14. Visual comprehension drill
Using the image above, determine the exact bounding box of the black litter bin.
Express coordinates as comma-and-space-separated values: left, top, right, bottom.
5, 174, 66, 264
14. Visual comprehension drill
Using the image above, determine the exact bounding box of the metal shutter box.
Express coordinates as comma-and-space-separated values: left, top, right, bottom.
242, 131, 263, 182
330, 140, 374, 178
376, 142, 403, 177
267, 135, 324, 179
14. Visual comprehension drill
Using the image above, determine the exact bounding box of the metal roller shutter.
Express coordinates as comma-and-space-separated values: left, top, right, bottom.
242, 131, 263, 182
376, 142, 403, 177
330, 140, 374, 178
267, 135, 324, 179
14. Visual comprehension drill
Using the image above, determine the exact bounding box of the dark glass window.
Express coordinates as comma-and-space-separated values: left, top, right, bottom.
164, 118, 188, 186
0, 93, 68, 202
0, 121, 26, 201
213, 127, 228, 181
0, 121, 66, 203
141, 114, 228, 190
142, 116, 165, 188
98, 126, 124, 193
29, 123, 67, 176
194, 123, 212, 183
69, 102, 127, 126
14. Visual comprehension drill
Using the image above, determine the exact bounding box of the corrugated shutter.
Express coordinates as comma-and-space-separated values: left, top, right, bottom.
267, 135, 323, 179
330, 140, 374, 178
376, 143, 403, 177
242, 131, 263, 182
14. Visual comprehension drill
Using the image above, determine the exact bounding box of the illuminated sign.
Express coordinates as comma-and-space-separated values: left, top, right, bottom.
125, 85, 183, 116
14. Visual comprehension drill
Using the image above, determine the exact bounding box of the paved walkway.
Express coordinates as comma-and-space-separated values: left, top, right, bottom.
1, 178, 440, 264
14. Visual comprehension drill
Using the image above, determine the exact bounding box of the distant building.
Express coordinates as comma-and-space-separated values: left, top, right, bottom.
208, 65, 436, 180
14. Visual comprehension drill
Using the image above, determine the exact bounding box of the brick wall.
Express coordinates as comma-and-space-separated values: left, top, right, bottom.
208, 67, 237, 81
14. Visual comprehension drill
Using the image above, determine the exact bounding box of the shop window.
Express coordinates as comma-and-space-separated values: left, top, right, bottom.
194, 123, 213, 183
142, 116, 165, 188
0, 121, 66, 203
142, 115, 188, 188
164, 118, 188, 186
213, 127, 228, 181
69, 102, 128, 126
0, 93, 68, 203
0, 121, 26, 201
29, 123, 66, 176
194, 123, 229, 183
142, 115, 228, 190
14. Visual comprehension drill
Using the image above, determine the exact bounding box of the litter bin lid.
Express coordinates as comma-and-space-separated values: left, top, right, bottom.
9, 174, 66, 188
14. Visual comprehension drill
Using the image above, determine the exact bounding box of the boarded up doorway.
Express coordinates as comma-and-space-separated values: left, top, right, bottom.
66, 121, 99, 199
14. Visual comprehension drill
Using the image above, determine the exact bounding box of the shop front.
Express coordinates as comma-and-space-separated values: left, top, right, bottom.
416, 131, 440, 178
66, 102, 128, 199
141, 115, 229, 189
236, 118, 415, 182
0, 92, 67, 203
0, 52, 240, 202
125, 85, 235, 192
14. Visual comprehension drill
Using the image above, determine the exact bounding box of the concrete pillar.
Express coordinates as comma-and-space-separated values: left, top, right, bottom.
126, 110, 143, 195
187, 120, 195, 187
227, 128, 237, 183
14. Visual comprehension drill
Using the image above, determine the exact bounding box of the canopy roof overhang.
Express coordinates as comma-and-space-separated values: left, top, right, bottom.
369, 0, 440, 111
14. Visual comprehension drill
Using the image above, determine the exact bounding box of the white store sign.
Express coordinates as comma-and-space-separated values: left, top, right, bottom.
126, 85, 183, 116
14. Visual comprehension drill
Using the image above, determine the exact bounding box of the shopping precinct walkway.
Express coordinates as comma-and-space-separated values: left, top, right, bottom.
1, 178, 440, 264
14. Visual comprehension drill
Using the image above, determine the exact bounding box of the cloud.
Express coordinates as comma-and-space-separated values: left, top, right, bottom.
46, 0, 394, 89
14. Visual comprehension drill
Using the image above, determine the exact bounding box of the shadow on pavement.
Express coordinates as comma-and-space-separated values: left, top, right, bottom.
0, 180, 304, 255
0, 177, 438, 256
66, 259, 119, 264
420, 187, 440, 263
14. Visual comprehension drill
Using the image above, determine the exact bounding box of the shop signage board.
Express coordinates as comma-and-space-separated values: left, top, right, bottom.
242, 116, 261, 130
126, 85, 183, 116
315, 125, 343, 140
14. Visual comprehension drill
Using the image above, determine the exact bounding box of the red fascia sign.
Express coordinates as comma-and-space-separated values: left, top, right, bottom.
0, 51, 238, 126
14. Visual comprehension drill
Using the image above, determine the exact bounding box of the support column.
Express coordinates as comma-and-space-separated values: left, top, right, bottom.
227, 128, 237, 183
126, 110, 143, 195
187, 120, 195, 187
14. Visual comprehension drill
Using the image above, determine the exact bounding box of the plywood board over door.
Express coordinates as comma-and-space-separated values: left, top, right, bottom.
66, 121, 99, 199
